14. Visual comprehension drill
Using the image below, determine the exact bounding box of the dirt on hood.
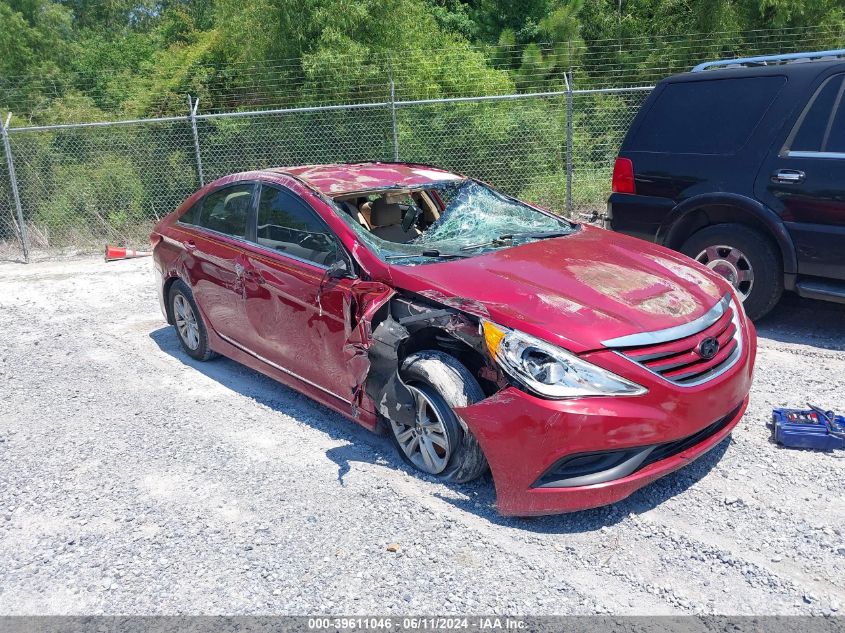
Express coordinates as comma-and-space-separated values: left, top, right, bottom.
387, 224, 730, 353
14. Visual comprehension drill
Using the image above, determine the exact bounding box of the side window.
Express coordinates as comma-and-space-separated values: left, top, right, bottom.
254, 185, 339, 266
178, 201, 201, 226
828, 97, 845, 153
630, 76, 786, 155
197, 184, 254, 238
789, 75, 845, 153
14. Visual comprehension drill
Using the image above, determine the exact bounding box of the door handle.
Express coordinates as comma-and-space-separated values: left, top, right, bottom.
772, 169, 805, 184
182, 239, 197, 250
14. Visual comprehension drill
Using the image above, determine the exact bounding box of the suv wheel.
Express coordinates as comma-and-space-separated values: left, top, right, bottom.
680, 223, 782, 320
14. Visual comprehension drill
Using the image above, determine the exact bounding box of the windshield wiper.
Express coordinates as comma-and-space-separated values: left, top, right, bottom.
459, 230, 570, 252
384, 249, 471, 261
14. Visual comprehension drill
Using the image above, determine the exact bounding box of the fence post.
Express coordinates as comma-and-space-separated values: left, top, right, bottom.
565, 71, 574, 215
187, 95, 205, 187
389, 71, 399, 162
1, 113, 30, 263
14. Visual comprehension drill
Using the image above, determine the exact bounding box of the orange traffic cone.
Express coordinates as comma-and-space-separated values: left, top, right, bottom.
104, 245, 153, 262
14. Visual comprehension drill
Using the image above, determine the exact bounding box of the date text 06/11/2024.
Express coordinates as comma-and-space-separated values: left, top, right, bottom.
306, 617, 528, 630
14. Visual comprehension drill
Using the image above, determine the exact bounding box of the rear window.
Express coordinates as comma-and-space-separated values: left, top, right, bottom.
630, 76, 786, 155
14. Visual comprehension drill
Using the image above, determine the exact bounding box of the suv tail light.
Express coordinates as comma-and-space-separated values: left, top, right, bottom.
611, 157, 636, 194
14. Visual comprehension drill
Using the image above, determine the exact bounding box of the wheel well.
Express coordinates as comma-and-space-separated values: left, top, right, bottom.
162, 275, 179, 325
397, 326, 498, 397
664, 205, 779, 253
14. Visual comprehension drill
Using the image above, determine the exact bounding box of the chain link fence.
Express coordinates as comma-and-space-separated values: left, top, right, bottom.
1, 26, 842, 262
0, 134, 22, 261
0, 83, 652, 262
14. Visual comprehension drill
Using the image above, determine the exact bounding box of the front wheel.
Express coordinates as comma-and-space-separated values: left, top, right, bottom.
680, 223, 783, 320
389, 351, 489, 483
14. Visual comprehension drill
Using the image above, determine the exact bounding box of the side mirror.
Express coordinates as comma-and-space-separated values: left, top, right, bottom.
326, 258, 351, 279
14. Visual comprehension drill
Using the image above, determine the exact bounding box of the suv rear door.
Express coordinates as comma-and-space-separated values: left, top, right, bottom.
755, 71, 845, 280
609, 73, 788, 240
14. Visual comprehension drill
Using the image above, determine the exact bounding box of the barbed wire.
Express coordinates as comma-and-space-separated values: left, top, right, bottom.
2, 25, 842, 124
1, 25, 842, 261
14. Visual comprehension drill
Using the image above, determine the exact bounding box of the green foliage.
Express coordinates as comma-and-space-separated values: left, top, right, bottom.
0, 3, 38, 77
35, 155, 147, 240
2, 0, 844, 249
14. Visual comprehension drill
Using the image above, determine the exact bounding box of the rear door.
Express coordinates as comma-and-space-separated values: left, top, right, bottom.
175, 181, 257, 344
237, 183, 364, 407
755, 72, 845, 280
610, 73, 788, 241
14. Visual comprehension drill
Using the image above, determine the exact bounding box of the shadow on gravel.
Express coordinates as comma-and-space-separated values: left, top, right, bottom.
755, 294, 845, 351
150, 324, 732, 533
149, 326, 422, 481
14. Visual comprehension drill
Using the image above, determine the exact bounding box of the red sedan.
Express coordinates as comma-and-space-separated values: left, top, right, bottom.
151, 162, 756, 516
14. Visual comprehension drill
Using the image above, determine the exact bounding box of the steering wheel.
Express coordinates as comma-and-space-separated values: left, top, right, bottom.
401, 205, 421, 233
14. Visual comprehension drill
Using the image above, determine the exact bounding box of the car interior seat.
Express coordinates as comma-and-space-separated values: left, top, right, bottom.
369, 198, 419, 243
357, 199, 372, 230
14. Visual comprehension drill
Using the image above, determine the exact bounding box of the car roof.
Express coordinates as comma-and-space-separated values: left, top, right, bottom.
666, 58, 845, 84
264, 162, 464, 196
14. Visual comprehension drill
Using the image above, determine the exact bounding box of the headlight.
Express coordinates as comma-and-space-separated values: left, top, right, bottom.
481, 320, 647, 399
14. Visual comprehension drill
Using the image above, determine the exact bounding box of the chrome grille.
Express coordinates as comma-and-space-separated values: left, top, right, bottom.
604, 294, 743, 387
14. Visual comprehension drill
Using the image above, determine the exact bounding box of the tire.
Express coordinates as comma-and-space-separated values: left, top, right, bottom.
680, 223, 783, 320
389, 350, 489, 483
168, 280, 217, 361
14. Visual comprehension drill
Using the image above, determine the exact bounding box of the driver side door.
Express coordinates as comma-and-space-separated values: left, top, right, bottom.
237, 183, 363, 408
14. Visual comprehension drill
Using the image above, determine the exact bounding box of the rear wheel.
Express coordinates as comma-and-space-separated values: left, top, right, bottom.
681, 223, 783, 320
168, 280, 217, 361
389, 351, 488, 483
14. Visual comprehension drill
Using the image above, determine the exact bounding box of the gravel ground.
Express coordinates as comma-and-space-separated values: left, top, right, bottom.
0, 256, 844, 616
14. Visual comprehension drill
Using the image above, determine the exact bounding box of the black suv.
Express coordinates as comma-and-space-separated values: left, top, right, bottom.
606, 50, 845, 319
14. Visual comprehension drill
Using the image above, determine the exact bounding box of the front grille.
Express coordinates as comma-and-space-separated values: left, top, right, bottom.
614, 297, 742, 386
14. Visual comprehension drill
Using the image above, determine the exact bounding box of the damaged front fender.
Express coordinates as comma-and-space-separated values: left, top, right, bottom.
366, 316, 417, 427
362, 293, 506, 431
342, 280, 506, 435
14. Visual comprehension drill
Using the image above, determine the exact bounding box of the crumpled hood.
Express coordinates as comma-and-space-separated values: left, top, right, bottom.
388, 225, 730, 353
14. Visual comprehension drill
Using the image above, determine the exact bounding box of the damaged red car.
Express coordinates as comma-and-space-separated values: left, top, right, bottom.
151, 162, 756, 516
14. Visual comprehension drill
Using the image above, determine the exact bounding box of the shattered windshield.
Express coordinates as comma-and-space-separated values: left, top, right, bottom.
332, 179, 575, 265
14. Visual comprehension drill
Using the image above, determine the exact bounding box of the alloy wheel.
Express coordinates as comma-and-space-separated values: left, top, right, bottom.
695, 244, 754, 301
390, 384, 452, 475
173, 293, 200, 351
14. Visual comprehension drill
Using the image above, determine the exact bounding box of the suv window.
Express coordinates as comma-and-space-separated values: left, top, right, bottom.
630, 76, 786, 155
193, 184, 254, 238
254, 185, 338, 266
788, 74, 845, 154
829, 97, 845, 153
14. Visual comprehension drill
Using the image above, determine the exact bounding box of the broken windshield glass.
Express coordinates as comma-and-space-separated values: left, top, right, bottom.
415, 181, 569, 247
331, 179, 576, 265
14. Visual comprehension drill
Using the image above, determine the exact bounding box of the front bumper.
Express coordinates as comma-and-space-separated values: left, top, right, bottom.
454, 321, 756, 516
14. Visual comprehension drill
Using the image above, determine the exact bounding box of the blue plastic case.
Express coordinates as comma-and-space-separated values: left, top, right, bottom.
772, 406, 845, 450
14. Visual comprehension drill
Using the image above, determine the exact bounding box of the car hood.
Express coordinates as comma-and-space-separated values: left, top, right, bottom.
387, 225, 730, 353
